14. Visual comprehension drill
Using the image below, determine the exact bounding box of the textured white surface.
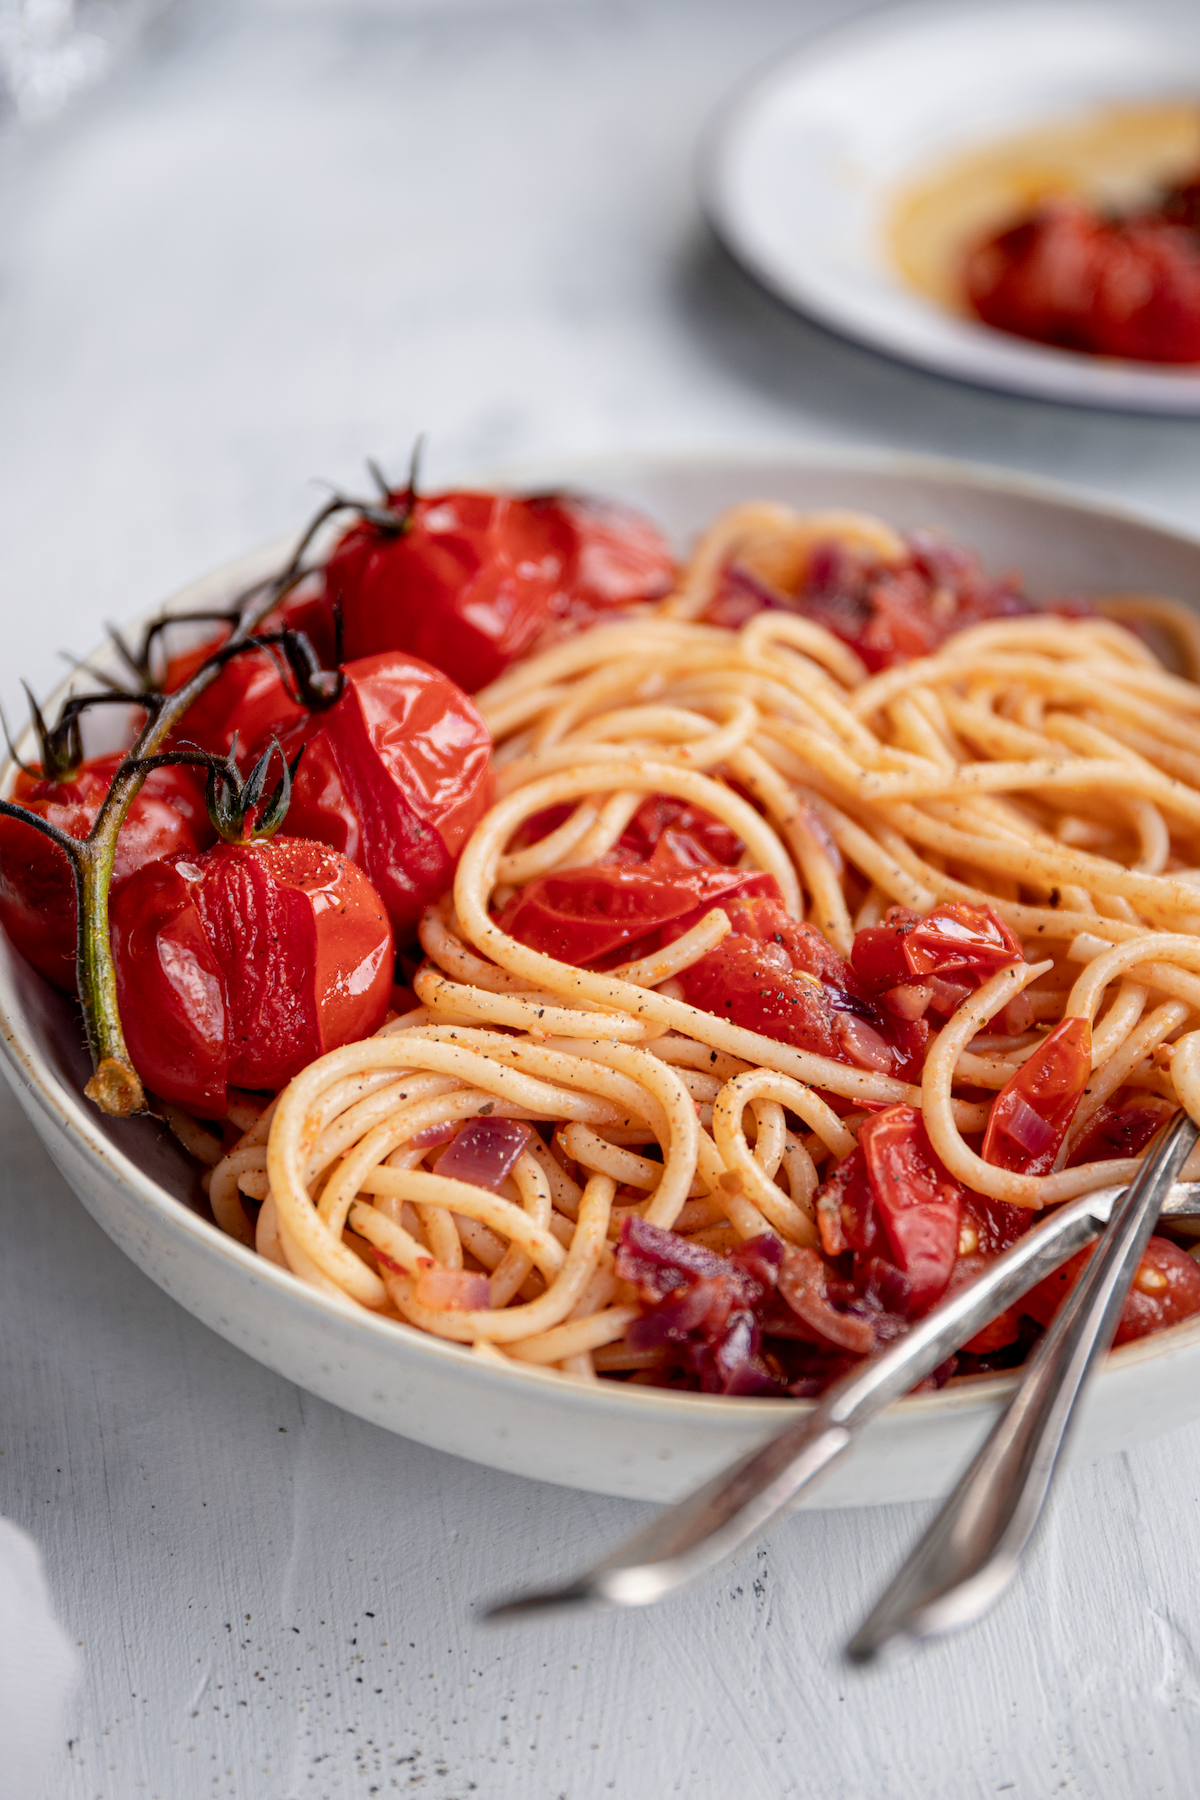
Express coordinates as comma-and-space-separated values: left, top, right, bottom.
7, 1, 1200, 1794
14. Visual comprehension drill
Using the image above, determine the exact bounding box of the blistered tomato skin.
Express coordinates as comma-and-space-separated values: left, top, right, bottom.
328, 490, 675, 692
0, 757, 213, 991
280, 652, 494, 937
110, 835, 394, 1114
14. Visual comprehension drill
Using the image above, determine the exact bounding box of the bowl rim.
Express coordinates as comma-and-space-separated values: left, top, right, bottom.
5, 439, 1200, 1430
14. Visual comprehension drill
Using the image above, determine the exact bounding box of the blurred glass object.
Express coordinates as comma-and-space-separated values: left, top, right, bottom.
0, 0, 158, 125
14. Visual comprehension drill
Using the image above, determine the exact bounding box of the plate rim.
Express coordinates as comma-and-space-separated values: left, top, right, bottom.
697, 0, 1200, 414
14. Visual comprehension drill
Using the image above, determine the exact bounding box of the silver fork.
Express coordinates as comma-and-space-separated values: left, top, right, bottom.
846, 1109, 1199, 1663
485, 1149, 1200, 1621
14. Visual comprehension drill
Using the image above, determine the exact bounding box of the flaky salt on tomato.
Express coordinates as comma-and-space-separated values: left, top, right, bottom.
327, 489, 675, 692
111, 834, 394, 1116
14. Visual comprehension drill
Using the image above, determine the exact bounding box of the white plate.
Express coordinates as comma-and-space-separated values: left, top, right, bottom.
6, 448, 1200, 1506
701, 1, 1200, 412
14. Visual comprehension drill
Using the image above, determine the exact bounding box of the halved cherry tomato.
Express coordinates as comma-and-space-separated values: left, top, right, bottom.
858, 1104, 964, 1315
1023, 1237, 1200, 1345
278, 652, 494, 937
853, 901, 1025, 1027
615, 795, 743, 868
499, 863, 777, 967
0, 756, 214, 991
110, 835, 394, 1114
329, 490, 674, 692
674, 894, 929, 1077
981, 1016, 1092, 1176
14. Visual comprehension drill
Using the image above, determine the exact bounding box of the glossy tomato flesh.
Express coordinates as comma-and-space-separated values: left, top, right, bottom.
499, 864, 778, 967
1024, 1236, 1200, 1344
673, 894, 930, 1077
981, 1016, 1092, 1176
279, 652, 494, 937
330, 489, 674, 692
0, 756, 213, 991
111, 835, 394, 1114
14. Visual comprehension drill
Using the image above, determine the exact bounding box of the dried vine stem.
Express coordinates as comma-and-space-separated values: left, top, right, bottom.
0, 493, 361, 1117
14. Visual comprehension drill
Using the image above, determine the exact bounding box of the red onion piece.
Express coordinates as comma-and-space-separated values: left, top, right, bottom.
999, 1095, 1058, 1158
834, 1012, 895, 1073
436, 1118, 532, 1191
411, 1121, 457, 1149
413, 1266, 490, 1312
885, 980, 932, 1021
777, 1246, 877, 1355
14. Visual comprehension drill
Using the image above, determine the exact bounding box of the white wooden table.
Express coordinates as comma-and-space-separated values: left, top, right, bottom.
5, 2, 1200, 1794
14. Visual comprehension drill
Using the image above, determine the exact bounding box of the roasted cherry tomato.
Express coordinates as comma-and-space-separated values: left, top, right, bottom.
158, 586, 338, 752
857, 1105, 964, 1315
614, 794, 743, 868
965, 198, 1200, 364
328, 489, 675, 692
0, 756, 213, 991
499, 863, 777, 967
981, 1016, 1092, 1176
672, 893, 929, 1077
110, 835, 393, 1114
1024, 1236, 1200, 1345
278, 652, 494, 937
852, 901, 1025, 1025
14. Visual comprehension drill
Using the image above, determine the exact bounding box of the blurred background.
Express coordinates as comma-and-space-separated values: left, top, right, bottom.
5, 0, 1200, 723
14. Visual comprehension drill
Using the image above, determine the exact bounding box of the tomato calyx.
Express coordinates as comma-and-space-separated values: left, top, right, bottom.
197, 739, 306, 844
1, 682, 156, 786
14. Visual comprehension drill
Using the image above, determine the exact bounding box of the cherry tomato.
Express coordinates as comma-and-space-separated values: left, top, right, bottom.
615, 795, 743, 868
1023, 1236, 1200, 1345
852, 901, 1024, 1025
981, 1016, 1092, 1176
858, 1105, 964, 1315
110, 835, 393, 1114
673, 893, 930, 1077
278, 652, 494, 937
965, 198, 1200, 363
0, 756, 214, 992
499, 863, 777, 967
329, 489, 674, 692
168, 646, 308, 759
158, 587, 338, 753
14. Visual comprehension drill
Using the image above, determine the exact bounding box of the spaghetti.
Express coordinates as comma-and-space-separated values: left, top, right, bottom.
203, 499, 1200, 1392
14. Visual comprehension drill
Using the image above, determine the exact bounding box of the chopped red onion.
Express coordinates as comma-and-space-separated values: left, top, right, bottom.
411, 1121, 458, 1149
885, 980, 932, 1021
413, 1265, 490, 1312
436, 1118, 532, 1191
999, 1096, 1058, 1158
834, 1012, 895, 1073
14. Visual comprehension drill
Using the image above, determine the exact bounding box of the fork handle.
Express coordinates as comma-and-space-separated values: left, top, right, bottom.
847, 1111, 1200, 1663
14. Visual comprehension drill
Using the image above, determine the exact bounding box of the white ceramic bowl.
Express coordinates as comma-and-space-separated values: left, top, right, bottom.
702, 1, 1200, 413
5, 448, 1200, 1507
